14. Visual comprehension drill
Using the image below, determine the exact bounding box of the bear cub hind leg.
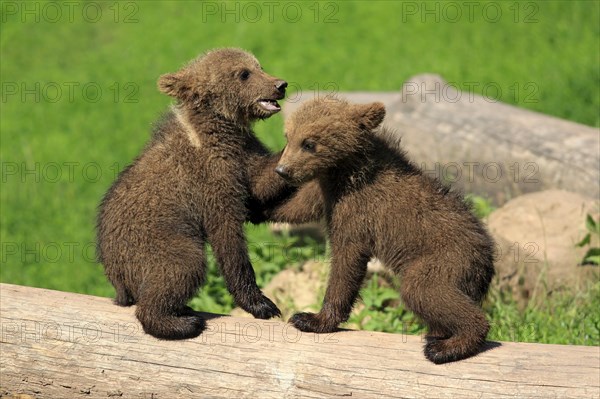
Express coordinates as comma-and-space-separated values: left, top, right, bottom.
136, 301, 206, 340
401, 273, 489, 364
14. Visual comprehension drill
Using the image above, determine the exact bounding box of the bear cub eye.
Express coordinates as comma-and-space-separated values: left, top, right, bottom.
240, 69, 251, 81
301, 140, 316, 152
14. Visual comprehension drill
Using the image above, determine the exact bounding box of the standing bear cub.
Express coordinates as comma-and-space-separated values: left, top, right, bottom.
275, 98, 495, 364
97, 48, 291, 340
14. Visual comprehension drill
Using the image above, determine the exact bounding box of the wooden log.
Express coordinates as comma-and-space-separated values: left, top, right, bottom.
1, 284, 598, 398
284, 75, 600, 205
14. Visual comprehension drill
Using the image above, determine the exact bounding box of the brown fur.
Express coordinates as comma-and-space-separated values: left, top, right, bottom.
274, 98, 495, 364
97, 48, 293, 340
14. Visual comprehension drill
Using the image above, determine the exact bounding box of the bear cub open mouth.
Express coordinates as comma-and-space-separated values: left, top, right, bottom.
258, 99, 282, 112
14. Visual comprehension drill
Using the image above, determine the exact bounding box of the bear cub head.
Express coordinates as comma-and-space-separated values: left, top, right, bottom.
158, 48, 287, 124
276, 98, 386, 185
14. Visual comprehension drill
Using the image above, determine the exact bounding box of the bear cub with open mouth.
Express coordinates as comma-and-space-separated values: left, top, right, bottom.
97, 48, 291, 340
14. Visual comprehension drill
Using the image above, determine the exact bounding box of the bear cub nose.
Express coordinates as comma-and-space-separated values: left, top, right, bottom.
275, 165, 289, 179
275, 80, 288, 93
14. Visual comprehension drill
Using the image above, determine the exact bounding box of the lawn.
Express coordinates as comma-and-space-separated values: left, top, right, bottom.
1, 0, 598, 345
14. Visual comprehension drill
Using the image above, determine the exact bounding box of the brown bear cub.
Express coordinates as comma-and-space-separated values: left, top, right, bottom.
97, 48, 292, 340
274, 98, 495, 364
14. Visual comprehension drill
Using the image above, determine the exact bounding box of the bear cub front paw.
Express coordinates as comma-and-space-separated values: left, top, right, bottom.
289, 312, 337, 333
242, 294, 281, 319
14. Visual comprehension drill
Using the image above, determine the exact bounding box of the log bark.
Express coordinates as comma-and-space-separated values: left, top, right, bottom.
1, 284, 598, 398
284, 75, 600, 205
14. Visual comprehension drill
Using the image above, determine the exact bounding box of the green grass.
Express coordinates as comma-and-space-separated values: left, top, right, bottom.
486, 281, 600, 345
1, 1, 598, 345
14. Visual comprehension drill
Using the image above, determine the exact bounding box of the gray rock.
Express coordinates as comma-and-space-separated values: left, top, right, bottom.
487, 190, 599, 303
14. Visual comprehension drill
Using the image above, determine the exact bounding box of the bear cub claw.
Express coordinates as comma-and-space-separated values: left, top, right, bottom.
424, 340, 454, 364
242, 294, 281, 319
289, 312, 337, 333
424, 338, 477, 364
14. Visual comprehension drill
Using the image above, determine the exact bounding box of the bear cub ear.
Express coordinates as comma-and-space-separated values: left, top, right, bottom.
157, 72, 190, 100
352, 102, 386, 131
